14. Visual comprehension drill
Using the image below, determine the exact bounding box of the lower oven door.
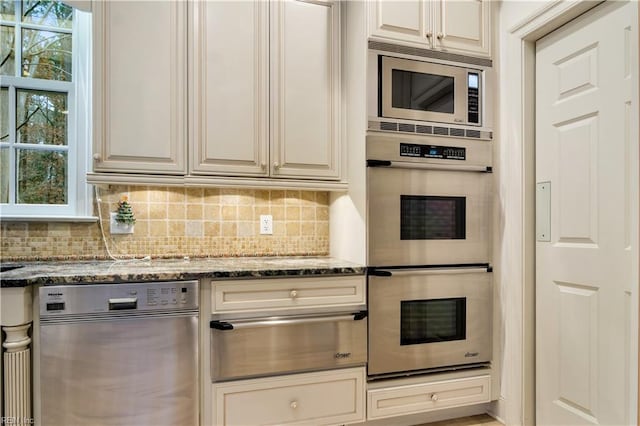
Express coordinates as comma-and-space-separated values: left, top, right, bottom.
368, 267, 491, 377
210, 312, 367, 381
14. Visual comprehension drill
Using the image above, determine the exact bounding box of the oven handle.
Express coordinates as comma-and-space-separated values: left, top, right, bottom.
210, 311, 368, 331
370, 267, 490, 277
367, 159, 492, 173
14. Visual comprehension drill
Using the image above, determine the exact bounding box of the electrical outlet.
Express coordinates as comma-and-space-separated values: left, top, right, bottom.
260, 214, 273, 235
110, 212, 135, 234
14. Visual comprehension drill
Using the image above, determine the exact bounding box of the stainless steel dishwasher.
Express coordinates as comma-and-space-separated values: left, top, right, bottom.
38, 281, 199, 426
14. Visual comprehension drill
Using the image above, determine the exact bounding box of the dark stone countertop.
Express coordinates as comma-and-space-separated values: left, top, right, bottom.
0, 256, 365, 288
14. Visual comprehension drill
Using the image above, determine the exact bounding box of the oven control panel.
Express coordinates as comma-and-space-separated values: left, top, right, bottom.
399, 143, 466, 161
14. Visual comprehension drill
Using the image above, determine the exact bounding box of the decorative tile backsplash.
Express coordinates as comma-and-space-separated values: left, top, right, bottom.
0, 186, 330, 261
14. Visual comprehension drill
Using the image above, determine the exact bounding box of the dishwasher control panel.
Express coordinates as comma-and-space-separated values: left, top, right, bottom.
40, 281, 199, 316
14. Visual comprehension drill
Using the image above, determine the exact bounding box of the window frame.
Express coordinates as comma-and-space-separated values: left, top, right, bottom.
0, 1, 93, 221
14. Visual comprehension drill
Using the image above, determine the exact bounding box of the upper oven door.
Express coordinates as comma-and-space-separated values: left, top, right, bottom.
380, 56, 473, 125
367, 136, 492, 267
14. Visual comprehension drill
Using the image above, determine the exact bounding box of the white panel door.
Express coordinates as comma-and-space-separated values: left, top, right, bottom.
536, 2, 638, 425
92, 1, 187, 174
270, 0, 341, 180
433, 0, 490, 58
189, 0, 269, 177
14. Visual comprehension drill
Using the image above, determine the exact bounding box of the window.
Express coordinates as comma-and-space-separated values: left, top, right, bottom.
0, 0, 92, 220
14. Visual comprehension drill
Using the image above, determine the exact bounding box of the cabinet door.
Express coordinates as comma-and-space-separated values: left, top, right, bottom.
368, 0, 432, 47
270, 0, 341, 180
433, 0, 491, 58
189, 1, 269, 177
93, 1, 187, 174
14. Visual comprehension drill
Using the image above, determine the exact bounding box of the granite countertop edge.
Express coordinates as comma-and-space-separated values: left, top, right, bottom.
0, 257, 366, 288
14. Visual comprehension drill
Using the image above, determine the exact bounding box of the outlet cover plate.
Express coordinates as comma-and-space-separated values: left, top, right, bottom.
260, 214, 273, 235
110, 212, 135, 234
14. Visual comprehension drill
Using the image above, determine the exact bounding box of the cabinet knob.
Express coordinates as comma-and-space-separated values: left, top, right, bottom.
290, 401, 298, 409
260, 162, 266, 170
436, 32, 444, 40
431, 393, 439, 402
93, 153, 101, 161
273, 162, 280, 170
426, 31, 433, 38
290, 290, 298, 299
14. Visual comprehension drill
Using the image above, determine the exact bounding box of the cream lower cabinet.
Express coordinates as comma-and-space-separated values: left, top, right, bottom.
92, 0, 187, 174
367, 375, 491, 420
213, 367, 366, 426
190, 0, 342, 181
368, 0, 491, 58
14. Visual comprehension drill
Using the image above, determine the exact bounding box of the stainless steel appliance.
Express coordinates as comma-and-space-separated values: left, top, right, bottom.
38, 281, 199, 426
377, 55, 483, 127
367, 133, 492, 267
211, 310, 367, 381
367, 266, 492, 377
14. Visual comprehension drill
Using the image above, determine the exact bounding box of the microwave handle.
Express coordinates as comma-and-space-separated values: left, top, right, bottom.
367, 160, 492, 173
210, 311, 367, 331
370, 267, 491, 277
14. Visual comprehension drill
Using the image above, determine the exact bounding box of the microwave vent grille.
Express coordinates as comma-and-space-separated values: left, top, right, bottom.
368, 120, 492, 140
398, 123, 416, 133
380, 121, 398, 131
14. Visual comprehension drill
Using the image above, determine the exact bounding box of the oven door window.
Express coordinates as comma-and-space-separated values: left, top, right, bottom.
400, 298, 466, 345
391, 69, 455, 114
400, 195, 466, 240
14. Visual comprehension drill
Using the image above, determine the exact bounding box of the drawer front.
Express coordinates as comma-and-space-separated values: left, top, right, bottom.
367, 375, 491, 420
213, 367, 366, 426
212, 314, 367, 381
212, 276, 365, 313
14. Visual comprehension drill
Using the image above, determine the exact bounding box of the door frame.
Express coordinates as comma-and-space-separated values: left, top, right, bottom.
503, 1, 639, 424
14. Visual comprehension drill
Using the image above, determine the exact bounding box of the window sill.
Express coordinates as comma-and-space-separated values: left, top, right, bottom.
0, 215, 98, 223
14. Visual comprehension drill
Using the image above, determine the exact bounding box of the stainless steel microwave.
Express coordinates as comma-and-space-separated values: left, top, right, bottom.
378, 56, 483, 127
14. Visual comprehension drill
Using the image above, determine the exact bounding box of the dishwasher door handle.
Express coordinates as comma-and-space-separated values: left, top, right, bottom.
108, 298, 138, 310
210, 312, 367, 331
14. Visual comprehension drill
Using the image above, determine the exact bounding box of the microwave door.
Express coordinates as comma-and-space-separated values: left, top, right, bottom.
381, 56, 468, 124
367, 166, 491, 267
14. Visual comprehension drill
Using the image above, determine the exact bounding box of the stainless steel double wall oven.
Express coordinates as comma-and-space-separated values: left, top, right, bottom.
367, 133, 493, 378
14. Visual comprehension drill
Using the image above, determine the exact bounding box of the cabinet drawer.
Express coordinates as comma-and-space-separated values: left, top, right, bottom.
367, 375, 490, 420
212, 276, 365, 313
213, 367, 366, 426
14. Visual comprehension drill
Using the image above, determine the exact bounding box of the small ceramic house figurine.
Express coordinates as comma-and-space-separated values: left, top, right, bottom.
115, 196, 136, 225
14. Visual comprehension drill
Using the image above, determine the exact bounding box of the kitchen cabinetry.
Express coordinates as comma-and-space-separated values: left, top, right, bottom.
368, 0, 491, 58
190, 0, 341, 181
211, 275, 365, 314
213, 367, 366, 426
92, 1, 187, 174
367, 375, 491, 420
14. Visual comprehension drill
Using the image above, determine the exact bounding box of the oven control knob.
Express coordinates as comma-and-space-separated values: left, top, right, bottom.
290, 290, 298, 299
290, 401, 298, 409
431, 393, 439, 402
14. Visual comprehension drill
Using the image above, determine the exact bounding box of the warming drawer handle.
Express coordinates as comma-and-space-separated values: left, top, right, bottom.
370, 267, 491, 277
368, 161, 492, 173
214, 313, 366, 330
210, 320, 234, 331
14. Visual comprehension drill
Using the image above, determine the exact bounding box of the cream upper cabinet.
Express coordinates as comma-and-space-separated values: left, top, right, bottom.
369, 0, 491, 58
189, 1, 269, 177
270, 0, 341, 180
190, 0, 341, 181
92, 1, 187, 174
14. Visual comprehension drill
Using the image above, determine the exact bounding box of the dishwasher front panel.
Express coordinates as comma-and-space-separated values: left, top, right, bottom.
40, 314, 198, 426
